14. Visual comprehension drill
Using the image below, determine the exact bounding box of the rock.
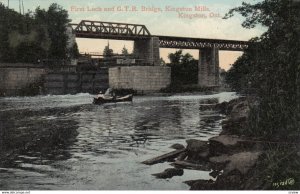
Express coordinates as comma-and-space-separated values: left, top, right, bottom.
177, 152, 188, 161
223, 151, 261, 176
220, 98, 250, 135
226, 97, 247, 113
172, 160, 211, 171
230, 100, 250, 122
215, 101, 228, 114
209, 154, 230, 170
209, 151, 261, 176
189, 179, 215, 190
209, 154, 230, 164
209, 170, 222, 178
210, 135, 242, 147
214, 173, 243, 190
187, 174, 244, 190
189, 171, 243, 190
186, 139, 209, 161
184, 179, 202, 187
209, 135, 263, 155
215, 97, 248, 115
209, 135, 244, 156
221, 119, 247, 135
152, 168, 184, 179
170, 143, 185, 150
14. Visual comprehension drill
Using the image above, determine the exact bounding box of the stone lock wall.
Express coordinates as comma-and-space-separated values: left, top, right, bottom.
109, 66, 171, 93
44, 73, 79, 95
0, 63, 46, 96
44, 69, 109, 95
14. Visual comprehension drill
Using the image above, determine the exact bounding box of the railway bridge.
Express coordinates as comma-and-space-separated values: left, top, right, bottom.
70, 20, 248, 88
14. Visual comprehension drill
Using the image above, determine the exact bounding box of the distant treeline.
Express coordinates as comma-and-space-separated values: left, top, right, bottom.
0, 3, 79, 63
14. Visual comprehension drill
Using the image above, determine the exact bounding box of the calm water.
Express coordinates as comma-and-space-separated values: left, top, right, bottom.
0, 92, 237, 190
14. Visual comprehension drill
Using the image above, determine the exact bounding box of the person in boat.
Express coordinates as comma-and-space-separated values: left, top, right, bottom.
97, 91, 104, 98
94, 88, 132, 104
102, 88, 116, 100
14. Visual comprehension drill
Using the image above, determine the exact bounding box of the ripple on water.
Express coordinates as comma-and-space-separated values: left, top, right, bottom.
0, 92, 238, 190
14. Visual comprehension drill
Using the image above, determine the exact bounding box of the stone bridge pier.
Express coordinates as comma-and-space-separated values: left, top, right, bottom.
133, 37, 160, 66
110, 37, 170, 93
134, 37, 220, 87
198, 47, 220, 87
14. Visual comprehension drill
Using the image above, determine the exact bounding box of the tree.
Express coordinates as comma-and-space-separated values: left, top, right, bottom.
225, 54, 252, 92
45, 4, 70, 60
103, 42, 114, 58
69, 42, 80, 59
121, 46, 129, 55
168, 50, 182, 65
224, 0, 300, 140
35, 4, 70, 60
181, 53, 193, 64
0, 3, 23, 62
160, 57, 166, 66
224, 2, 300, 188
0, 3, 71, 63
167, 50, 198, 85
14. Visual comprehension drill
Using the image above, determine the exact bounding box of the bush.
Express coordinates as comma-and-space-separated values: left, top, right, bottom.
224, 0, 300, 140
249, 144, 300, 190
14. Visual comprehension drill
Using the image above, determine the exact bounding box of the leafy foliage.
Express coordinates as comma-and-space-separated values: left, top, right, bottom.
160, 57, 166, 65
167, 50, 198, 85
249, 144, 300, 189
0, 3, 74, 63
121, 46, 129, 55
224, 0, 300, 140
103, 43, 114, 58
69, 42, 80, 59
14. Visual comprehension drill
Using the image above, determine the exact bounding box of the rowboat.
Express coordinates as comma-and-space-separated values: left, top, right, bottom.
93, 94, 133, 104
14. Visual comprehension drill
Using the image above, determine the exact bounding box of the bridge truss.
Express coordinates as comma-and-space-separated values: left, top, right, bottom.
70, 20, 249, 51
158, 36, 248, 51
70, 20, 151, 40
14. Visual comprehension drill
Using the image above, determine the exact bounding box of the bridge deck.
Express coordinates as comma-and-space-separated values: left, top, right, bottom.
157, 35, 248, 51
70, 20, 248, 51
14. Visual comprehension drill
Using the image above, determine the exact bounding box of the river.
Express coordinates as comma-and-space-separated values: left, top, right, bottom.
0, 92, 237, 190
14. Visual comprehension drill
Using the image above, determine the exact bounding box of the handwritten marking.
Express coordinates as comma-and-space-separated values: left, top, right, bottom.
273, 178, 295, 188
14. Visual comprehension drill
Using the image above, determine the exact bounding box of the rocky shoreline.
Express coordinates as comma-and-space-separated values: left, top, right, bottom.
143, 97, 272, 190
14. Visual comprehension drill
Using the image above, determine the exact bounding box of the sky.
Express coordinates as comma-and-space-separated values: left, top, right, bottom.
1, 0, 265, 70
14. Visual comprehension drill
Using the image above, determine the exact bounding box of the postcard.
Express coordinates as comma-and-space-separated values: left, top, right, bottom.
0, 0, 299, 192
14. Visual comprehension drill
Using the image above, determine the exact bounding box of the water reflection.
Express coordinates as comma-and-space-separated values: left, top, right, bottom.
0, 92, 238, 190
198, 98, 224, 137
0, 107, 79, 169
133, 100, 182, 146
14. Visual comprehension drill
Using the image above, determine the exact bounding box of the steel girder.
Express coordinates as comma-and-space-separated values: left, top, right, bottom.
70, 20, 249, 51
158, 36, 248, 51
70, 20, 151, 40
